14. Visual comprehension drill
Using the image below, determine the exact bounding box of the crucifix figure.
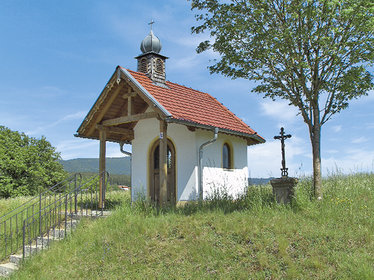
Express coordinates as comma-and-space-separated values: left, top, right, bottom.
274, 127, 292, 177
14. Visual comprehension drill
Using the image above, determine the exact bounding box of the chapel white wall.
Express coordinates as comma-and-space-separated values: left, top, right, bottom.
131, 118, 198, 201
131, 118, 249, 202
196, 130, 249, 199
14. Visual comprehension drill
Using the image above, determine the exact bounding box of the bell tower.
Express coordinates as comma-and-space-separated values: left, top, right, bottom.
135, 22, 168, 86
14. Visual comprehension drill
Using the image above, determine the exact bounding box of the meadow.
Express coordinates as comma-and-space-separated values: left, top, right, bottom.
3, 173, 374, 279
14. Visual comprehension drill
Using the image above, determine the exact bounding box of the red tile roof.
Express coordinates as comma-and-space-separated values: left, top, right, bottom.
125, 68, 263, 141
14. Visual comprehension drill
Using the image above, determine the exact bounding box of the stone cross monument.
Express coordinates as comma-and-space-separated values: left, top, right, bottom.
274, 127, 292, 177
270, 127, 298, 204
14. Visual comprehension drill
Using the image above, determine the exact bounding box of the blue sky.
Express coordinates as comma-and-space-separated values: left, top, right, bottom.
0, 0, 373, 178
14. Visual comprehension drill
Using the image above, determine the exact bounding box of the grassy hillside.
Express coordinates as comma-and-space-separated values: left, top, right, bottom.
59, 157, 131, 175
10, 173, 374, 279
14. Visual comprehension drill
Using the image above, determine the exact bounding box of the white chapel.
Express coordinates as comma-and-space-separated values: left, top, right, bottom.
76, 29, 265, 205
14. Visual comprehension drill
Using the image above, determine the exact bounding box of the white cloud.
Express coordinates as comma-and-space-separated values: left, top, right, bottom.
169, 55, 200, 70
173, 35, 210, 48
332, 125, 342, 133
326, 149, 339, 154
247, 136, 309, 178
261, 100, 299, 124
366, 123, 374, 129
61, 112, 86, 121
351, 136, 368, 144
26, 111, 86, 136
322, 148, 374, 174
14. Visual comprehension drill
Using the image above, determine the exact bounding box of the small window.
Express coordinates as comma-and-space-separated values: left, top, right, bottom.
156, 58, 163, 73
222, 143, 232, 169
139, 58, 147, 73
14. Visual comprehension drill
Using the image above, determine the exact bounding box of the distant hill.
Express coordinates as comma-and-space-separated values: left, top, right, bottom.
59, 157, 131, 175
248, 177, 274, 185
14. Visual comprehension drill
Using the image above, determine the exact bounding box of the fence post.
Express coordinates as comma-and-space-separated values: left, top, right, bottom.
74, 174, 78, 214
39, 192, 42, 237
22, 220, 26, 260
101, 173, 105, 216
64, 194, 68, 236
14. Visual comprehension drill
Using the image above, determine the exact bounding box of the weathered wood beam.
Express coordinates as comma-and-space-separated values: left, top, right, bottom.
99, 128, 107, 209
126, 80, 167, 118
127, 96, 132, 116
159, 120, 168, 205
102, 112, 158, 126
86, 83, 123, 136
122, 92, 137, 99
96, 124, 133, 136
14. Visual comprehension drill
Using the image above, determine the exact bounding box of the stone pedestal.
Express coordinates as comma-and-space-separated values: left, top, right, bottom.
270, 177, 298, 204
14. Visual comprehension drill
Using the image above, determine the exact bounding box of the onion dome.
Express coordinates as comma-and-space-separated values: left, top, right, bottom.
140, 30, 162, 54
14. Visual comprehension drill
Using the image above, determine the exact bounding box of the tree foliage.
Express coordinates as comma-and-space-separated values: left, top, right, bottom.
0, 126, 67, 198
191, 0, 374, 198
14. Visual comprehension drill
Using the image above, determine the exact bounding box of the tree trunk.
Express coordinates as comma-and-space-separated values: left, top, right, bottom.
311, 122, 323, 200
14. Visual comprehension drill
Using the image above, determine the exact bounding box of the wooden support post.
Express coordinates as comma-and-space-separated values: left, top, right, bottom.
127, 96, 132, 116
99, 128, 107, 209
159, 120, 168, 205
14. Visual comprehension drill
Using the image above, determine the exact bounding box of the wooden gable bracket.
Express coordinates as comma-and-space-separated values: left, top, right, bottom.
122, 87, 137, 99
122, 87, 137, 117
102, 111, 159, 127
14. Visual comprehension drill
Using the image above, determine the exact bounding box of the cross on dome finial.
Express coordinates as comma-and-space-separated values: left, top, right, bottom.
148, 20, 155, 30
140, 21, 162, 54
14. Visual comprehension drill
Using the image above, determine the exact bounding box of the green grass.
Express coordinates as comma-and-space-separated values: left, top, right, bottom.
0, 187, 125, 262
9, 173, 374, 279
0, 196, 34, 218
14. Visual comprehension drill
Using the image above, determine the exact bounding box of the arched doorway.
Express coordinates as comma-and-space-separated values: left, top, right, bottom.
149, 139, 176, 204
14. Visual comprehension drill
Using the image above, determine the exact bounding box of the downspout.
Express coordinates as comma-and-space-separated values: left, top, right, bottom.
198, 127, 219, 201
119, 142, 132, 202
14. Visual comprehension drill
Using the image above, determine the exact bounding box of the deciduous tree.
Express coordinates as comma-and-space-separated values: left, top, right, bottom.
191, 0, 374, 198
0, 126, 67, 198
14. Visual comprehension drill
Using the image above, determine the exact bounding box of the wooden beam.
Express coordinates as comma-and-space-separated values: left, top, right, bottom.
86, 83, 123, 136
102, 112, 158, 126
127, 80, 167, 118
159, 120, 168, 205
122, 92, 137, 99
127, 96, 132, 116
99, 128, 107, 209
96, 125, 133, 136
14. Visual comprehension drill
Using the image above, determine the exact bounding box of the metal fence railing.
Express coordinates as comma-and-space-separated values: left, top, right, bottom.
0, 172, 109, 262
22, 172, 108, 260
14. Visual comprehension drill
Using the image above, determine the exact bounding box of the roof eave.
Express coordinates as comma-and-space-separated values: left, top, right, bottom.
74, 133, 131, 144
166, 117, 265, 145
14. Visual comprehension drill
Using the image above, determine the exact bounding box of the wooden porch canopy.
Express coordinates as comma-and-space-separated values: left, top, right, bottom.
76, 67, 172, 206
76, 67, 172, 143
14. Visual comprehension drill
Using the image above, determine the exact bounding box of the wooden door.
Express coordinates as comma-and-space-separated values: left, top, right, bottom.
150, 140, 176, 204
